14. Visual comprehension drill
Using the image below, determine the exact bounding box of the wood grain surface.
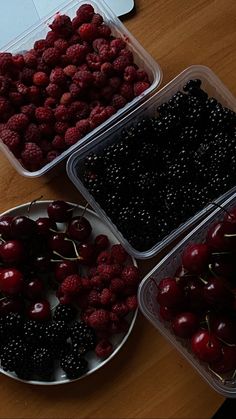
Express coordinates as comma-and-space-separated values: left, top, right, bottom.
0, 0, 236, 417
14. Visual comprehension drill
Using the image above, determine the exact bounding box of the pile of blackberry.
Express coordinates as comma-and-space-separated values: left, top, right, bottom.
0, 306, 96, 381
79, 79, 236, 251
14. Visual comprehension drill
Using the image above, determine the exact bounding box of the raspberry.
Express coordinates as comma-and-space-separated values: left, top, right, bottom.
126, 295, 138, 311
50, 67, 67, 85
42, 48, 60, 66
8, 92, 22, 107
76, 4, 94, 21
119, 48, 134, 63
110, 38, 126, 52
75, 119, 91, 135
97, 264, 122, 281
110, 277, 125, 294
93, 38, 109, 52
124, 65, 137, 82
61, 274, 82, 295
54, 105, 70, 121
44, 97, 57, 108
86, 53, 101, 71
52, 135, 66, 150
34, 39, 47, 52
0, 76, 10, 95
21, 142, 43, 170
66, 44, 87, 65
60, 54, 70, 67
111, 244, 128, 264
27, 86, 41, 104
97, 251, 112, 265
7, 113, 29, 132
20, 68, 34, 84
33, 71, 49, 86
70, 101, 89, 120
21, 104, 35, 119
71, 16, 82, 30
98, 45, 113, 62
136, 69, 149, 82
69, 83, 81, 98
68, 33, 81, 46
46, 31, 59, 46
109, 76, 121, 91
0, 97, 10, 114
35, 107, 54, 123
133, 81, 150, 96
121, 266, 139, 286
12, 54, 25, 70
36, 58, 50, 74
81, 307, 96, 324
100, 288, 115, 306
49, 14, 73, 38
98, 24, 111, 38
94, 234, 109, 251
46, 150, 60, 162
1, 129, 20, 153
95, 339, 113, 358
113, 56, 130, 73
54, 38, 68, 53
112, 302, 129, 317
0, 52, 13, 74
81, 277, 92, 290
64, 127, 81, 146
15, 82, 28, 95
88, 309, 110, 330
60, 92, 72, 105
88, 289, 101, 307
54, 121, 68, 135
91, 13, 103, 26
38, 123, 54, 136
93, 71, 106, 87
73, 70, 93, 88
63, 64, 77, 77
41, 139, 53, 153
101, 62, 114, 76
90, 275, 104, 290
79, 23, 98, 42
120, 82, 134, 101
24, 123, 41, 143
46, 83, 62, 99
24, 51, 37, 68
111, 94, 127, 110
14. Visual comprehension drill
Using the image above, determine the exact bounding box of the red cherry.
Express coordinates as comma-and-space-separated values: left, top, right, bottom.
0, 216, 13, 239
156, 277, 185, 308
94, 234, 109, 251
67, 216, 92, 241
210, 345, 236, 374
203, 277, 234, 308
36, 217, 57, 236
0, 268, 24, 295
24, 279, 44, 300
47, 200, 73, 222
11, 216, 37, 239
49, 233, 75, 257
159, 305, 178, 321
27, 299, 51, 321
0, 239, 25, 264
54, 260, 78, 282
184, 278, 205, 312
206, 222, 229, 251
191, 329, 222, 363
78, 243, 96, 265
0, 297, 24, 314
210, 313, 236, 344
171, 312, 199, 338
182, 243, 209, 274
209, 253, 235, 278
33, 254, 51, 273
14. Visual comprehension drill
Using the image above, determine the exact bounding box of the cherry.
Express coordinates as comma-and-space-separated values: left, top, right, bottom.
36, 217, 57, 236
94, 234, 109, 251
49, 233, 75, 257
191, 329, 222, 363
0, 268, 24, 295
27, 299, 51, 321
159, 305, 178, 321
175, 265, 197, 291
171, 312, 199, 338
54, 260, 78, 283
209, 253, 235, 278
0, 240, 25, 264
0, 216, 13, 239
206, 222, 230, 251
182, 243, 209, 274
210, 313, 236, 344
33, 254, 51, 273
47, 200, 73, 223
156, 277, 185, 308
0, 297, 24, 314
184, 278, 205, 311
210, 345, 236, 374
78, 243, 96, 265
67, 216, 92, 242
203, 277, 234, 308
24, 279, 44, 300
11, 216, 37, 240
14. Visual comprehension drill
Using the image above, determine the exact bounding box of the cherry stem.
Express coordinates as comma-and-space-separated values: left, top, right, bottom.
231, 369, 236, 380
150, 277, 159, 291
224, 234, 236, 238
208, 366, 225, 383
77, 202, 89, 230
199, 276, 208, 285
53, 251, 82, 261
0, 236, 6, 243
208, 264, 217, 277
212, 252, 231, 256
205, 313, 211, 334
217, 337, 236, 347
27, 195, 43, 216
49, 228, 67, 234
64, 237, 80, 258
0, 296, 7, 301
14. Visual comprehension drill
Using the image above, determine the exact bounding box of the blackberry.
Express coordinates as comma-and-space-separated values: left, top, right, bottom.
0, 317, 5, 339
31, 347, 54, 377
0, 337, 27, 371
53, 304, 77, 323
5, 313, 23, 337
103, 191, 123, 218
44, 320, 68, 345
134, 171, 159, 197
84, 152, 103, 172
71, 341, 87, 356
15, 359, 34, 381
138, 142, 159, 166
105, 163, 127, 190
183, 79, 202, 91
60, 354, 88, 379
23, 320, 46, 344
70, 321, 96, 351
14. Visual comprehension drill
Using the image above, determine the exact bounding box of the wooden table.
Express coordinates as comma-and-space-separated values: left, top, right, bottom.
0, 0, 235, 417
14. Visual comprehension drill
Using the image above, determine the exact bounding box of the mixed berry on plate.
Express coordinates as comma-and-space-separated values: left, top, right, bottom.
0, 3, 150, 172
155, 204, 236, 382
79, 78, 236, 252
0, 200, 139, 382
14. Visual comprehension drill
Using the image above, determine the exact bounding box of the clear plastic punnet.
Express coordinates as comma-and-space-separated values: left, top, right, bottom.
67, 65, 236, 259
0, 0, 162, 177
138, 192, 236, 398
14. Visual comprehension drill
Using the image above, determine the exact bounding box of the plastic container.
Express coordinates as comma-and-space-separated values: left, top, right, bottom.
67, 65, 236, 259
138, 192, 236, 398
0, 0, 162, 177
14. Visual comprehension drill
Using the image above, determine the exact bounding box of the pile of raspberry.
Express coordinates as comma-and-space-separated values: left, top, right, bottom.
0, 4, 150, 172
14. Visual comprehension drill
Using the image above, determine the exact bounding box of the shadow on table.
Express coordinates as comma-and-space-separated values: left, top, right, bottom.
212, 398, 236, 419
